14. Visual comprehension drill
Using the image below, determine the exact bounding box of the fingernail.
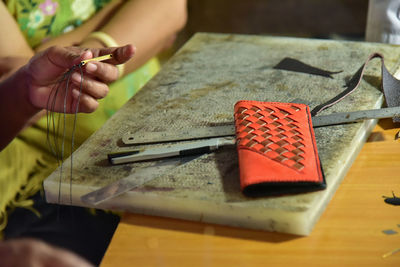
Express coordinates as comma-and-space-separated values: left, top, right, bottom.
71, 72, 82, 83
86, 62, 97, 72
71, 89, 81, 99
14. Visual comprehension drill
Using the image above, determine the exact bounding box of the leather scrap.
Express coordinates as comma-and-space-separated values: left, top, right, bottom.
273, 57, 342, 79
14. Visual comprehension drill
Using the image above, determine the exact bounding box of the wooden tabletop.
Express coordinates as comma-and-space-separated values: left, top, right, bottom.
101, 119, 400, 266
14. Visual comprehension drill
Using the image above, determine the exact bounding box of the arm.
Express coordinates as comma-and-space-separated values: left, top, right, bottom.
1, 0, 186, 77
0, 2, 34, 57
97, 0, 187, 72
0, 45, 135, 151
34, 0, 125, 51
0, 1, 123, 76
38, 0, 188, 74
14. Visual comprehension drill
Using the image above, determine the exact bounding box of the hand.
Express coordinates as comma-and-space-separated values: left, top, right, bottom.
23, 44, 135, 113
0, 238, 93, 267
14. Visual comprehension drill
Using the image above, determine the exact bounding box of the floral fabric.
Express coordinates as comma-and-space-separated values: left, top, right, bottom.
5, 0, 111, 48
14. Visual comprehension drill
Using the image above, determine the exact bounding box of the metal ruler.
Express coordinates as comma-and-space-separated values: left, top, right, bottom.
81, 155, 201, 205
122, 106, 400, 145
122, 125, 236, 145
110, 137, 235, 164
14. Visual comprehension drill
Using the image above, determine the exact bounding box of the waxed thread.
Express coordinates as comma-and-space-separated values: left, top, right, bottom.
46, 64, 83, 208
46, 71, 68, 159
70, 63, 84, 206
46, 54, 113, 209
46, 69, 70, 206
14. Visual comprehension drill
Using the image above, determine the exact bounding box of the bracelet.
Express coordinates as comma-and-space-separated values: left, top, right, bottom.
85, 31, 125, 78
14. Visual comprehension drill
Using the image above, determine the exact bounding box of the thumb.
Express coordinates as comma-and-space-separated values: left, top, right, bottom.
46, 46, 91, 69
26, 46, 90, 83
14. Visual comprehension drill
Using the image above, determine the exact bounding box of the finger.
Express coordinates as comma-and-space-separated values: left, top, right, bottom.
92, 44, 135, 65
84, 62, 119, 83
31, 82, 99, 114
111, 44, 136, 65
27, 47, 90, 85
70, 71, 110, 99
46, 46, 88, 69
71, 89, 99, 113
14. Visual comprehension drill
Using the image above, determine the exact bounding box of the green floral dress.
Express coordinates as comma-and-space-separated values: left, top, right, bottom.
0, 0, 160, 233
7, 0, 111, 48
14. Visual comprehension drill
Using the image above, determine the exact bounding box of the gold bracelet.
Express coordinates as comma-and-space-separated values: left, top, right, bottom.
85, 31, 125, 78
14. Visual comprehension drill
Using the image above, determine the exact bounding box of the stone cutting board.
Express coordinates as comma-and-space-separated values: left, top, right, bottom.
44, 33, 400, 235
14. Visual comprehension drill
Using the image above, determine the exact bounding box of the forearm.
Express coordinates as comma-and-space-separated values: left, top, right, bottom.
36, 0, 187, 74
0, 2, 34, 57
0, 67, 40, 151
96, 0, 187, 73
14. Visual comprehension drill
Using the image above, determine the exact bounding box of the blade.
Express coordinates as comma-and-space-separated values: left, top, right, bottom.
109, 137, 236, 164
311, 106, 400, 127
80, 155, 200, 205
121, 106, 400, 144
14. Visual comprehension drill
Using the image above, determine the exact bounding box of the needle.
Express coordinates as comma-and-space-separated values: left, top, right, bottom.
80, 54, 113, 65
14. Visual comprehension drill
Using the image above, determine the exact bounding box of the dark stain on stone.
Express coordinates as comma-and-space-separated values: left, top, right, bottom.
317, 45, 329, 51
122, 165, 133, 172
100, 139, 112, 147
94, 159, 110, 167
131, 186, 175, 192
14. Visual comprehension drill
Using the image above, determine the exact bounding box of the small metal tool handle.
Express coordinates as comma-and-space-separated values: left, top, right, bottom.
80, 54, 113, 65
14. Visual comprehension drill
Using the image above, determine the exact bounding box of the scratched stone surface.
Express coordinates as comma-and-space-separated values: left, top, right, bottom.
44, 33, 400, 235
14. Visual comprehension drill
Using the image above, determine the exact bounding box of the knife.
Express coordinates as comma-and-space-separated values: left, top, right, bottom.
109, 136, 235, 165
81, 155, 201, 205
122, 106, 400, 145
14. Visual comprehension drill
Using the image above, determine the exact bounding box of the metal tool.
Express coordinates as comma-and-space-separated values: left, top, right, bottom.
81, 155, 201, 205
311, 106, 400, 128
122, 125, 235, 145
109, 136, 235, 165
122, 106, 400, 145
80, 54, 113, 65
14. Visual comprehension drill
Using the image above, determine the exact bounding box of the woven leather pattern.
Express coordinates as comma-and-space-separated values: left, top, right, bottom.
235, 102, 306, 171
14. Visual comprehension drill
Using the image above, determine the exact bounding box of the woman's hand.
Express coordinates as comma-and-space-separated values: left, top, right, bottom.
0, 44, 134, 150
24, 44, 135, 113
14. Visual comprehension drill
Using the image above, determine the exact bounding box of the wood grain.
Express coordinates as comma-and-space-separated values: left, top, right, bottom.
101, 119, 400, 266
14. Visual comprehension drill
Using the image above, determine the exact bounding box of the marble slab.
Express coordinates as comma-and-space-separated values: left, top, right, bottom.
44, 33, 400, 235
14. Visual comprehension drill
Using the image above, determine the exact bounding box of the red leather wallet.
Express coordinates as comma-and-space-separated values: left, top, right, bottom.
234, 100, 326, 197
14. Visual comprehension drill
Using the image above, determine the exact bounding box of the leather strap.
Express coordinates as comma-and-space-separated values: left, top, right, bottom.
274, 53, 400, 121
311, 53, 400, 122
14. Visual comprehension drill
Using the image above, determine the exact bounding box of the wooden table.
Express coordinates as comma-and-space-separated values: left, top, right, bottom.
101, 119, 400, 266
